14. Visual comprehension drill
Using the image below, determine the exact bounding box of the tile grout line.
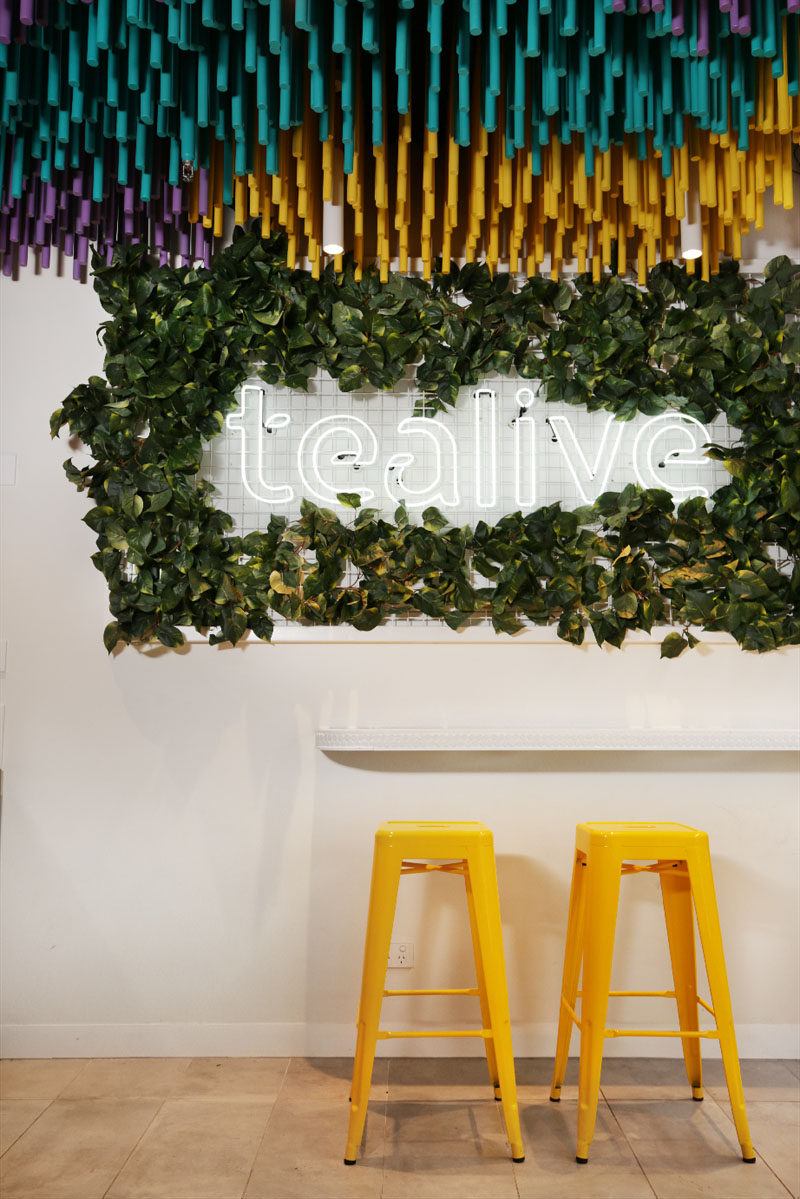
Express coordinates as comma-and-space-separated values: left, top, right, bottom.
239, 1055, 292, 1199
379, 1059, 389, 1199
1, 1059, 100, 1163
0, 1095, 58, 1159
100, 1094, 171, 1199
601, 1093, 660, 1199
702, 1085, 797, 1197
95, 1056, 194, 1199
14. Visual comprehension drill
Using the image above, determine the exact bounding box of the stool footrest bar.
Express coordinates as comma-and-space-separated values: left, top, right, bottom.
604, 1028, 720, 1039
560, 996, 581, 1028
376, 1029, 491, 1039
383, 988, 479, 997
576, 989, 677, 999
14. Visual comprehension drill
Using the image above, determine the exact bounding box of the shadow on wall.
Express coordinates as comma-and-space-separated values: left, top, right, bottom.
321, 750, 798, 776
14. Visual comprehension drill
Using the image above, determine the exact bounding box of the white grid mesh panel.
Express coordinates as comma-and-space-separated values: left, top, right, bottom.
201, 368, 737, 535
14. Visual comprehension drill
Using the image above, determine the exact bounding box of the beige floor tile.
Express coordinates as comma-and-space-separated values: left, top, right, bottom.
515, 1057, 580, 1103
703, 1058, 800, 1105
106, 1097, 274, 1199
384, 1096, 508, 1150
599, 1056, 708, 1103
0, 1059, 88, 1100
244, 1095, 385, 1198
714, 1100, 800, 1198
387, 1056, 504, 1102
0, 1099, 51, 1155
279, 1056, 388, 1104
59, 1057, 192, 1099
608, 1096, 790, 1198
172, 1057, 289, 1098
513, 1097, 653, 1199
786, 1062, 800, 1082
381, 1095, 519, 1197
0, 1098, 160, 1199
381, 1155, 519, 1199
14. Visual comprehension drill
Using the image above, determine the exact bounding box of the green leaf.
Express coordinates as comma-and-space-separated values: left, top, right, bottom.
155, 623, 184, 648
422, 506, 448, 531
337, 363, 365, 391
103, 621, 125, 652
337, 492, 362, 509
613, 592, 638, 619
660, 632, 689, 659
553, 282, 573, 312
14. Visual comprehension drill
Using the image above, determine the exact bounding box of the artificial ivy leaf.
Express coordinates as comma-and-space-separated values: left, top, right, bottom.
613, 592, 638, 619
155, 623, 185, 648
337, 492, 362, 509
780, 476, 800, 515
660, 632, 689, 659
422, 506, 448, 531
269, 570, 296, 595
444, 609, 471, 631
148, 487, 173, 513
249, 612, 275, 641
553, 282, 573, 312
492, 610, 524, 635
337, 363, 365, 391
103, 621, 125, 652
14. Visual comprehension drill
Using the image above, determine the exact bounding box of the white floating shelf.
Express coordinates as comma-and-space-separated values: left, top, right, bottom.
315, 728, 799, 752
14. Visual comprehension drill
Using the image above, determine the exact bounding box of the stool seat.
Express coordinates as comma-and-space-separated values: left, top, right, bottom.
551, 820, 755, 1165
344, 821, 524, 1165
576, 821, 710, 853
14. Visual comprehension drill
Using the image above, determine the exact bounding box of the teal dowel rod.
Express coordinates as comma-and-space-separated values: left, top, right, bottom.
269, 0, 281, 54
589, 0, 604, 57
371, 50, 382, 144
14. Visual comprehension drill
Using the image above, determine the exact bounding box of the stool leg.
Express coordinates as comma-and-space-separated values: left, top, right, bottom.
575, 850, 621, 1164
660, 862, 704, 1099
344, 842, 402, 1165
550, 851, 588, 1102
687, 847, 755, 1163
465, 843, 525, 1162
464, 867, 502, 1099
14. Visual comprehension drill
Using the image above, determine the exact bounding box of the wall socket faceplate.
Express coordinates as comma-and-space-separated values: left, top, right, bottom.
388, 942, 414, 968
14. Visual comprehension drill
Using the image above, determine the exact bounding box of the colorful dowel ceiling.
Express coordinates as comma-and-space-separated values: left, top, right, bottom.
0, 0, 797, 278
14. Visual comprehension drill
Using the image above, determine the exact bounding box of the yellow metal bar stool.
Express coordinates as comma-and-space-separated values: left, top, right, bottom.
550, 822, 755, 1165
344, 821, 525, 1165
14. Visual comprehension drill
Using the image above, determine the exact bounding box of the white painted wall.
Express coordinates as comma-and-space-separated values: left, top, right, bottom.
1, 211, 798, 1060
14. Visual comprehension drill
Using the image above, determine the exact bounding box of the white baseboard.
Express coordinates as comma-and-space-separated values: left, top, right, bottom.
2, 1022, 797, 1060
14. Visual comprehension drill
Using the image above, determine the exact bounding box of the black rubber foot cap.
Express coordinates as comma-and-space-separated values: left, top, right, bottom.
743, 1157, 756, 1164
512, 1156, 525, 1163
692, 1095, 704, 1102
549, 1096, 561, 1103
344, 1159, 356, 1166
575, 1156, 588, 1165
494, 1095, 502, 1101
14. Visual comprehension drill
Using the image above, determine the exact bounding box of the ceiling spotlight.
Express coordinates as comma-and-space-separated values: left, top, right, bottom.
322, 199, 344, 256
680, 166, 702, 261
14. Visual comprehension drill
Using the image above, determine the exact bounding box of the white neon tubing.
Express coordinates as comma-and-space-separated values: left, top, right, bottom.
297, 415, 378, 505
632, 413, 712, 498
384, 417, 460, 508
473, 388, 498, 508
225, 385, 294, 505
548, 412, 625, 503
513, 386, 538, 509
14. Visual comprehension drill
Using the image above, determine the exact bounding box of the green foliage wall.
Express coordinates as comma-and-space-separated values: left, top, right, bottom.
52, 232, 800, 657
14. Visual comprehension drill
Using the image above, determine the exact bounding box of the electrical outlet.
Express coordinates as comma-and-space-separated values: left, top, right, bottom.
388, 941, 414, 968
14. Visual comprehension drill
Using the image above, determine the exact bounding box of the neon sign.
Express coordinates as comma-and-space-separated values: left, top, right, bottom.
209, 378, 735, 532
